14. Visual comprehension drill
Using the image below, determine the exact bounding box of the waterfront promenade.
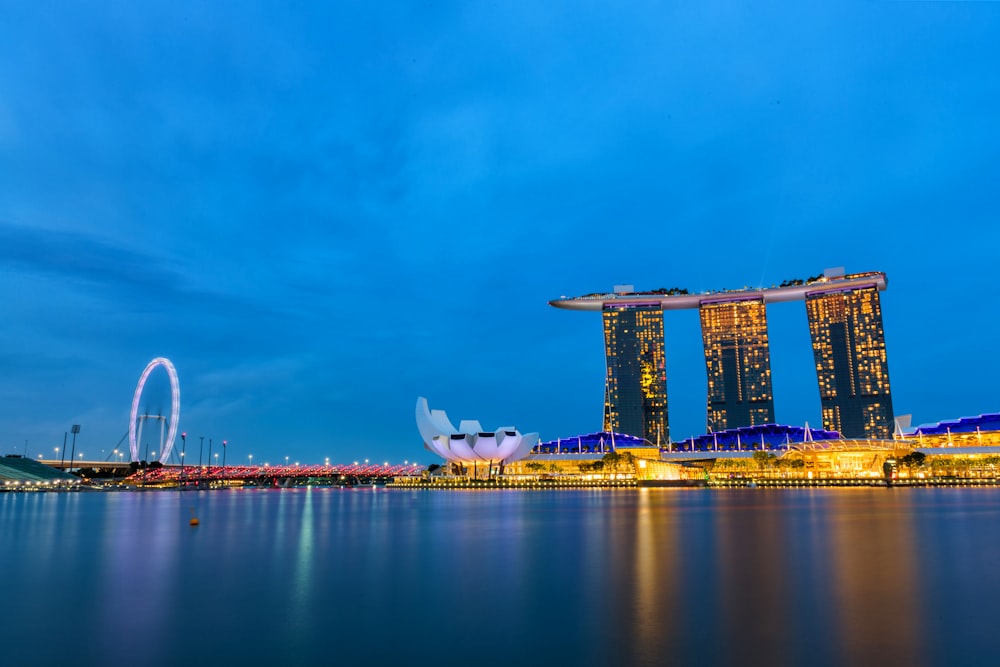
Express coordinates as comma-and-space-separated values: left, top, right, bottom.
8, 446, 1000, 491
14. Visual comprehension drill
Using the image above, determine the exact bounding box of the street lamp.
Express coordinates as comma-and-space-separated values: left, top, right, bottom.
248, 454, 253, 467
222, 440, 227, 471
69, 425, 80, 472
60, 432, 67, 470
180, 433, 187, 488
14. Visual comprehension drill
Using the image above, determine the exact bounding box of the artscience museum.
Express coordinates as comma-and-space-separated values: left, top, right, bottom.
416, 397, 538, 465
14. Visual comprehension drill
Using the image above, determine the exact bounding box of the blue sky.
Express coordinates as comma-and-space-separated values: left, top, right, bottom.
1, 2, 998, 465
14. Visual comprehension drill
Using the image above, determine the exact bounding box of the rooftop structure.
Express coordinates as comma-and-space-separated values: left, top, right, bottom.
903, 413, 1000, 449
532, 431, 650, 454
908, 413, 1000, 436
672, 423, 841, 452
549, 271, 888, 312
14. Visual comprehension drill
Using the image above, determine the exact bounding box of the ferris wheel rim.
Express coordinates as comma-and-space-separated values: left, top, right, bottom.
128, 357, 181, 464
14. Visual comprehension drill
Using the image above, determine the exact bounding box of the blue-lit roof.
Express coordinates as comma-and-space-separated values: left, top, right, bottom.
533, 431, 649, 454
672, 424, 842, 452
907, 413, 1000, 436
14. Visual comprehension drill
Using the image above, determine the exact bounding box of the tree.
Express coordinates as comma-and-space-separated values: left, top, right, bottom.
752, 451, 776, 469
602, 451, 623, 474
602, 451, 635, 475
899, 451, 926, 468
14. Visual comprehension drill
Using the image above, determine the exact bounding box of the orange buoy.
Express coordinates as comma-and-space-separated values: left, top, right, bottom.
189, 517, 200, 526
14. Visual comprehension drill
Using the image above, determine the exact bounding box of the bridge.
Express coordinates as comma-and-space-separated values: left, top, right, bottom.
39, 459, 133, 471
124, 462, 424, 486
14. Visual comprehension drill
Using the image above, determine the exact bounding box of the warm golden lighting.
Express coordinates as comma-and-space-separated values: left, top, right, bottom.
806, 282, 893, 438
602, 305, 668, 442
699, 298, 774, 431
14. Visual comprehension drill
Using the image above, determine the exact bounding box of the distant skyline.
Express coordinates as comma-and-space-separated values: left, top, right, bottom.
2, 2, 999, 464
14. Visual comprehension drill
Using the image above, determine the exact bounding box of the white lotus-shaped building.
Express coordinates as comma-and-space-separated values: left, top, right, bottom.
416, 397, 538, 465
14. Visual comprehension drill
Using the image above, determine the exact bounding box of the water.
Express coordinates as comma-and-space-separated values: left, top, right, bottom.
2, 487, 999, 666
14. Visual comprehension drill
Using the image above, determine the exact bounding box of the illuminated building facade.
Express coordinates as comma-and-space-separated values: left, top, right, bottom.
806, 286, 894, 438
602, 304, 668, 443
551, 270, 893, 442
700, 299, 775, 431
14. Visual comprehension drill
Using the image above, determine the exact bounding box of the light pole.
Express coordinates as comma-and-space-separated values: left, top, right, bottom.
208, 439, 213, 470
60, 432, 67, 471
248, 454, 253, 467
222, 440, 227, 471
180, 433, 187, 488
69, 425, 80, 473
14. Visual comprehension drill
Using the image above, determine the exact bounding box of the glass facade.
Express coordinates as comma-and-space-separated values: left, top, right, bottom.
806, 286, 894, 439
602, 304, 668, 443
699, 299, 775, 432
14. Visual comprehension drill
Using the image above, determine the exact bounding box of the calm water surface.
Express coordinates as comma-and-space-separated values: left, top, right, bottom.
2, 487, 999, 666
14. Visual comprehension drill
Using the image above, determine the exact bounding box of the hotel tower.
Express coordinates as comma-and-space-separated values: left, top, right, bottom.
805, 285, 894, 439
602, 301, 669, 444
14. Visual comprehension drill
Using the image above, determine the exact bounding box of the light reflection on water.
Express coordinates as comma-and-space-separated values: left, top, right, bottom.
2, 488, 1000, 666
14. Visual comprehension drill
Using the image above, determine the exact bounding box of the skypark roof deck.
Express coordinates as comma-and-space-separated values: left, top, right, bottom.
550, 271, 887, 311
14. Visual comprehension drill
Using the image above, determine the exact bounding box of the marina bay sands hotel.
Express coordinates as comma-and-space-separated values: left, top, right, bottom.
550, 268, 894, 442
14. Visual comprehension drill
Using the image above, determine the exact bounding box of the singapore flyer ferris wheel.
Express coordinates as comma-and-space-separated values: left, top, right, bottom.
128, 357, 180, 464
